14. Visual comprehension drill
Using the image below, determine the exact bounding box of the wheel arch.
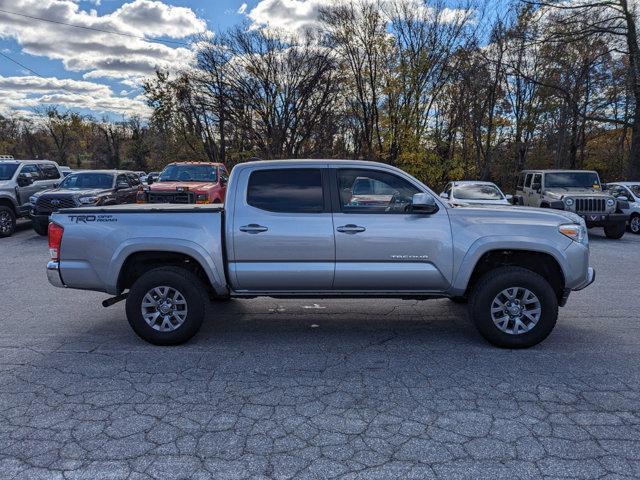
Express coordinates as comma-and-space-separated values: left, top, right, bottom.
452, 240, 568, 303
110, 242, 228, 297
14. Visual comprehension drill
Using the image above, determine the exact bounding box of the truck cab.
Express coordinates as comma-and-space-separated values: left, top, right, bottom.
0, 159, 63, 237
515, 169, 629, 239
142, 162, 228, 204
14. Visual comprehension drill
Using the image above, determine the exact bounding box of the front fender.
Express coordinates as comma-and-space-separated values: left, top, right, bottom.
450, 235, 571, 295
107, 238, 228, 296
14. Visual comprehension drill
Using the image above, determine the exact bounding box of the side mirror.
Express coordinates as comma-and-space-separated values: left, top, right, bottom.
531, 182, 541, 192
17, 174, 34, 187
146, 177, 154, 185
505, 194, 514, 204
439, 192, 449, 199
411, 193, 438, 214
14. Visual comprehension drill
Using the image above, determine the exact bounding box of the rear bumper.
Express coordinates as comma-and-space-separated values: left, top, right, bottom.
580, 213, 628, 227
47, 261, 66, 288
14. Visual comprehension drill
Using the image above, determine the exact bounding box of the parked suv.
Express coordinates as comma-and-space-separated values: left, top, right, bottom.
0, 159, 63, 237
141, 162, 228, 204
29, 170, 140, 235
606, 182, 640, 234
515, 170, 629, 239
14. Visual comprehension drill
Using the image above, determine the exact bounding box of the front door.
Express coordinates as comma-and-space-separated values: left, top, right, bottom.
331, 168, 453, 292
16, 164, 45, 207
230, 167, 335, 291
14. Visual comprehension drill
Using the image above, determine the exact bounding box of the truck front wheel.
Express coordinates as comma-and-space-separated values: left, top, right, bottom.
125, 266, 207, 345
604, 222, 626, 239
629, 214, 640, 234
468, 266, 558, 348
0, 206, 16, 238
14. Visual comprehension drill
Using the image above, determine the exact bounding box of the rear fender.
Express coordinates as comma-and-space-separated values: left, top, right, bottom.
107, 239, 228, 296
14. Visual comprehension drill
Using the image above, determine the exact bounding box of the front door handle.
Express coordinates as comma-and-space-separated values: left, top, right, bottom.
240, 224, 268, 234
336, 224, 366, 234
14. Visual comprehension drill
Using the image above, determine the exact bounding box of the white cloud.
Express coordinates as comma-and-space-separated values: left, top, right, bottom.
0, 75, 151, 117
243, 0, 473, 35
0, 0, 209, 80
237, 3, 248, 14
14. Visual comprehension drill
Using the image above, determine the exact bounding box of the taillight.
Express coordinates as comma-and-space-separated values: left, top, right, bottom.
48, 223, 64, 261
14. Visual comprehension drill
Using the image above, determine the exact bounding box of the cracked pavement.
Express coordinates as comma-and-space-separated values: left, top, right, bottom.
1, 221, 640, 479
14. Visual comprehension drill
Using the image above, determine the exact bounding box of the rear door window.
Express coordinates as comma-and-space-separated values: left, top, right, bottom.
247, 169, 324, 213
516, 173, 525, 189
39, 164, 60, 180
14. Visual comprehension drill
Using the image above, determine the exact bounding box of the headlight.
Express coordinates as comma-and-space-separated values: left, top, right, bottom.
564, 197, 574, 207
606, 198, 615, 207
29, 195, 38, 204
78, 196, 99, 204
195, 193, 209, 203
559, 223, 587, 244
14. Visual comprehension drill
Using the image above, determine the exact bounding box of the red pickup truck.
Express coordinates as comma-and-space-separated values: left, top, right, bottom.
141, 162, 228, 204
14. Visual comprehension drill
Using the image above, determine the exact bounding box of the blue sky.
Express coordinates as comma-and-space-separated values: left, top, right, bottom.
0, 0, 261, 119
0, 0, 476, 120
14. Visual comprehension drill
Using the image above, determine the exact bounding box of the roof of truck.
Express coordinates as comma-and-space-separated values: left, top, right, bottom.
0, 159, 57, 164
609, 181, 640, 186
519, 169, 598, 174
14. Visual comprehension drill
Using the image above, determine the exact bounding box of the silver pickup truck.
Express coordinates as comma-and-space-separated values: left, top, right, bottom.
47, 160, 595, 348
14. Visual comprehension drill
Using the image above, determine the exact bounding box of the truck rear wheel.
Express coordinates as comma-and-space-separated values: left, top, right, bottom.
604, 222, 625, 239
32, 218, 49, 236
0, 206, 16, 238
468, 266, 558, 348
125, 266, 207, 345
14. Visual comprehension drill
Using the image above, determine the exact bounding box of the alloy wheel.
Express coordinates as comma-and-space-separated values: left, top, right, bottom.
0, 211, 13, 234
631, 216, 640, 234
490, 287, 541, 335
141, 286, 188, 332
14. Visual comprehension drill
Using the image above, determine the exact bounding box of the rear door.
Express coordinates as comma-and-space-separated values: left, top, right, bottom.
16, 164, 45, 206
230, 167, 335, 291
530, 173, 543, 206
331, 167, 453, 292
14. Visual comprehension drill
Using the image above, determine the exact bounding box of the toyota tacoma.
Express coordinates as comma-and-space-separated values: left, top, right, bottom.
46, 160, 595, 348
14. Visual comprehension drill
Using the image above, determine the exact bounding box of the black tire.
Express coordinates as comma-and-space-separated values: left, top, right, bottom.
468, 266, 558, 349
0, 206, 16, 238
629, 214, 640, 234
604, 222, 625, 239
32, 218, 49, 236
125, 266, 207, 345
449, 296, 468, 304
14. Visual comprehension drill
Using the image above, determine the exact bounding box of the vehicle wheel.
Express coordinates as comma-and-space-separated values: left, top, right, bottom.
604, 222, 625, 239
0, 206, 16, 238
32, 218, 49, 236
468, 266, 558, 348
125, 266, 207, 345
629, 214, 640, 234
449, 296, 467, 304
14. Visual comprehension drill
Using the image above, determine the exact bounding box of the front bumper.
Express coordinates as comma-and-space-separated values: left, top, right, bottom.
30, 211, 50, 222
574, 267, 596, 291
579, 212, 628, 227
47, 261, 66, 288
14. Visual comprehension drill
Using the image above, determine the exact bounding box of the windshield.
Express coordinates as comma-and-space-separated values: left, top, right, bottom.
0, 163, 19, 180
59, 173, 114, 189
545, 172, 601, 189
159, 164, 217, 183
453, 184, 504, 200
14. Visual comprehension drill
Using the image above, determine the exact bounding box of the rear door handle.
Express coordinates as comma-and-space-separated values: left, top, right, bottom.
240, 224, 268, 234
336, 224, 366, 234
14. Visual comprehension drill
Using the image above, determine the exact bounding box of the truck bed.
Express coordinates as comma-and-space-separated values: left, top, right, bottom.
58, 204, 224, 214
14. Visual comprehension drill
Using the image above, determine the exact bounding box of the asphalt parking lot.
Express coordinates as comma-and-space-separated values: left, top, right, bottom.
1, 220, 640, 480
